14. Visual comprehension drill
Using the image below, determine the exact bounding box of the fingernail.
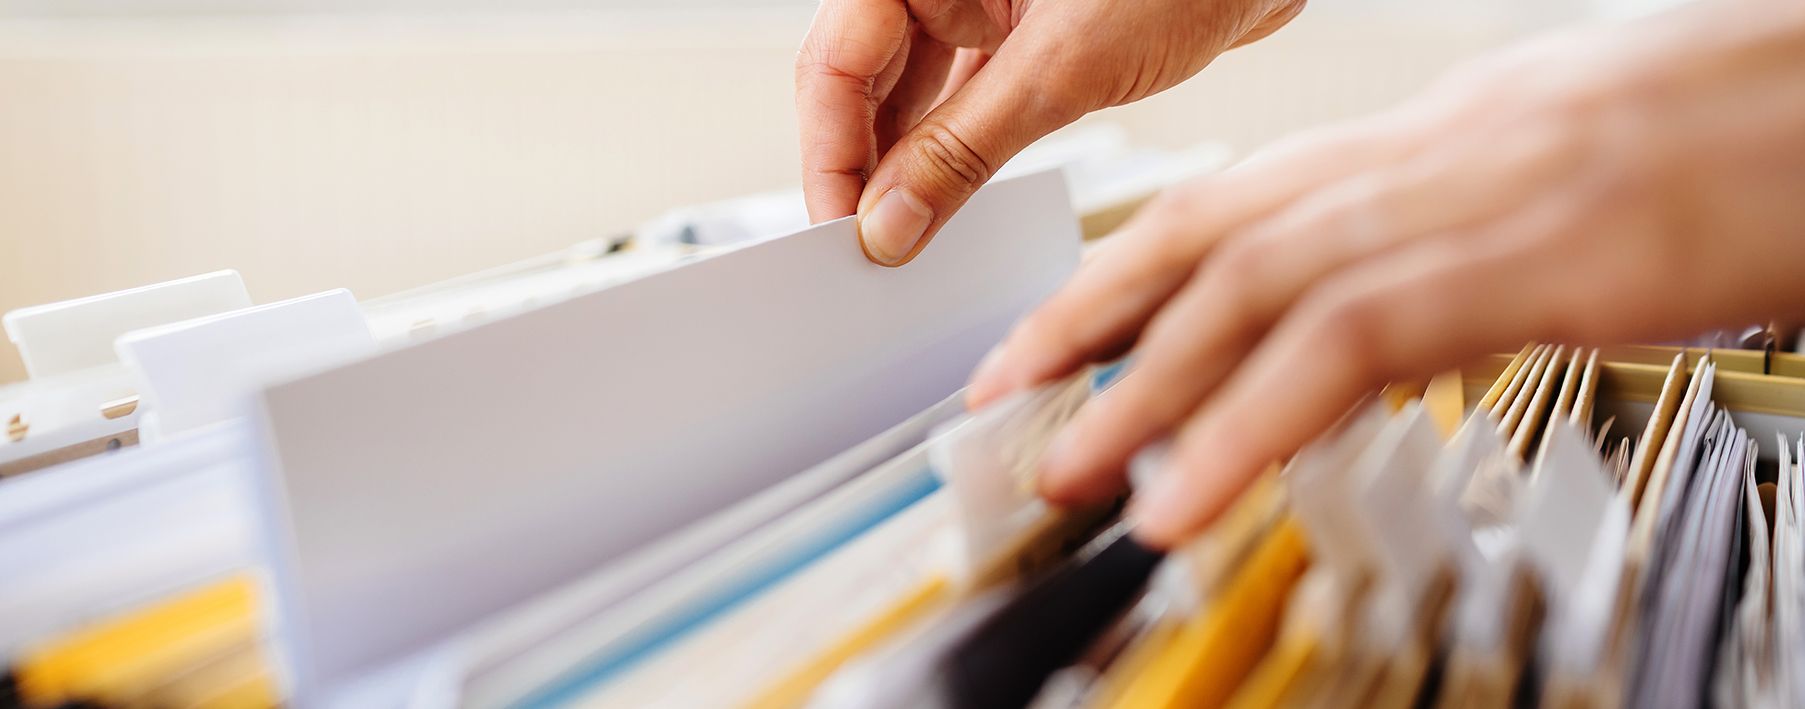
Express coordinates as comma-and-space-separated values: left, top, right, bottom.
969, 344, 1008, 391
1034, 428, 1088, 498
1038, 428, 1079, 480
859, 188, 932, 266
1127, 439, 1174, 493
1127, 472, 1187, 547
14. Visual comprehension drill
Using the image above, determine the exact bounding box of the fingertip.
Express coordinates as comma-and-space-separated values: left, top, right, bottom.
1052, 382, 1188, 493
1127, 485, 1220, 551
1124, 425, 1250, 549
965, 343, 1077, 415
1035, 423, 1134, 508
964, 384, 999, 413
1119, 476, 1191, 548
1034, 429, 1082, 497
1037, 479, 1122, 510
857, 234, 909, 268
804, 193, 857, 226
1034, 461, 1125, 508
1125, 473, 1191, 550
857, 187, 934, 266
964, 344, 1013, 410
801, 166, 868, 225
1126, 508, 1186, 552
1034, 412, 1096, 485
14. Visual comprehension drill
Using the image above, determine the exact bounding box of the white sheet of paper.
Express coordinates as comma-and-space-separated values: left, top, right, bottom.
1435, 413, 1518, 656
1523, 421, 1626, 677
1288, 401, 1392, 581
249, 170, 1081, 700
1715, 439, 1772, 707
929, 370, 1092, 581
1353, 404, 1447, 653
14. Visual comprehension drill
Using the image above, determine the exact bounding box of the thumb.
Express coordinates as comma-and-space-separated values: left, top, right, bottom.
856, 47, 1080, 266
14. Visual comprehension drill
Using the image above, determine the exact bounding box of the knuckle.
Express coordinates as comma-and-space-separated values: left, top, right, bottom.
1136, 184, 1207, 232
1533, 82, 1612, 137
1135, 189, 1187, 226
1588, 151, 1659, 212
1522, 105, 1664, 221
910, 121, 995, 195
1133, 204, 1204, 262
1209, 237, 1278, 301
1134, 300, 1204, 366
1207, 271, 1270, 339
1172, 231, 1284, 342
1517, 114, 1593, 177
1305, 287, 1393, 381
1142, 267, 1258, 360
794, 50, 853, 93
1128, 181, 1229, 263
1545, 291, 1616, 343
1333, 172, 1400, 209
908, 0, 961, 25
1303, 179, 1393, 243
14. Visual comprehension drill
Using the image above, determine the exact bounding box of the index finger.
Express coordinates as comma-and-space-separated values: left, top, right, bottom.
796, 0, 912, 223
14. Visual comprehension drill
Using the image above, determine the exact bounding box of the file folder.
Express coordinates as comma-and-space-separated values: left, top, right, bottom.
248, 170, 1082, 705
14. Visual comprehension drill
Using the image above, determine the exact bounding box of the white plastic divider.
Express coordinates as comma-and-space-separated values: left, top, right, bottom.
248, 170, 1081, 705
117, 289, 374, 442
5, 270, 251, 379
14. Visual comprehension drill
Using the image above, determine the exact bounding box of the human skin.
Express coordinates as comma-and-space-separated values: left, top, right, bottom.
794, 0, 1305, 265
799, 0, 1805, 548
965, 0, 1805, 547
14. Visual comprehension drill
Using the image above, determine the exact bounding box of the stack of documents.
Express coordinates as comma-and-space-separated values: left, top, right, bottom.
439, 345, 1805, 709
6, 163, 1805, 709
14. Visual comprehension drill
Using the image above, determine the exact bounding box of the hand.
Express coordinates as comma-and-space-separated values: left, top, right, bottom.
965, 0, 1805, 547
796, 0, 1306, 266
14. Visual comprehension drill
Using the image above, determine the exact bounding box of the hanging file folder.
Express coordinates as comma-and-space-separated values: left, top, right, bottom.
247, 170, 1083, 705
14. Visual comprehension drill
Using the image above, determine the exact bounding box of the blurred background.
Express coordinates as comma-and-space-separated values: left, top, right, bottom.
0, 0, 1686, 384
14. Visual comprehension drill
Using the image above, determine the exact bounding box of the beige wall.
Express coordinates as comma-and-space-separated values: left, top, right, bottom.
0, 7, 1546, 384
